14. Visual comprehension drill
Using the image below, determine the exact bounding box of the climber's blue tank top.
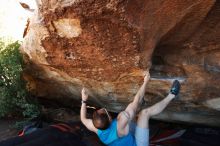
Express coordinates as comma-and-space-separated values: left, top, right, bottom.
97, 119, 136, 146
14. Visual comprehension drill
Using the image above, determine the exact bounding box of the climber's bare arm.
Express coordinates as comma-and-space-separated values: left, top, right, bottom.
123, 71, 150, 119
80, 88, 98, 133
117, 71, 150, 134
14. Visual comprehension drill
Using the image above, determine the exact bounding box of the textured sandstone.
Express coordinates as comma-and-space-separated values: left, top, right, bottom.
20, 0, 220, 126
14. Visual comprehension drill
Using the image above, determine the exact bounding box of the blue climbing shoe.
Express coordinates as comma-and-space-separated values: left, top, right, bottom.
170, 80, 180, 96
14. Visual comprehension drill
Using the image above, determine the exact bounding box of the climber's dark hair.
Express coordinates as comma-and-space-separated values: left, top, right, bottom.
92, 110, 110, 130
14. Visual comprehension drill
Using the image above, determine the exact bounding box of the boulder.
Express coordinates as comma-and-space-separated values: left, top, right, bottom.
20, 0, 220, 126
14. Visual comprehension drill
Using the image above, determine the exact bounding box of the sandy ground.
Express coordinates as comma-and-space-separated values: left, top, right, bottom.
0, 120, 18, 141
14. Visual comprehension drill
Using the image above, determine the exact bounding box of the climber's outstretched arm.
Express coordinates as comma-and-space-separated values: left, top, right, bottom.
80, 88, 98, 133
117, 71, 150, 134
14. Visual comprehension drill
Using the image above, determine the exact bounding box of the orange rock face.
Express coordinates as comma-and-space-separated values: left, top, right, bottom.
21, 0, 220, 126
